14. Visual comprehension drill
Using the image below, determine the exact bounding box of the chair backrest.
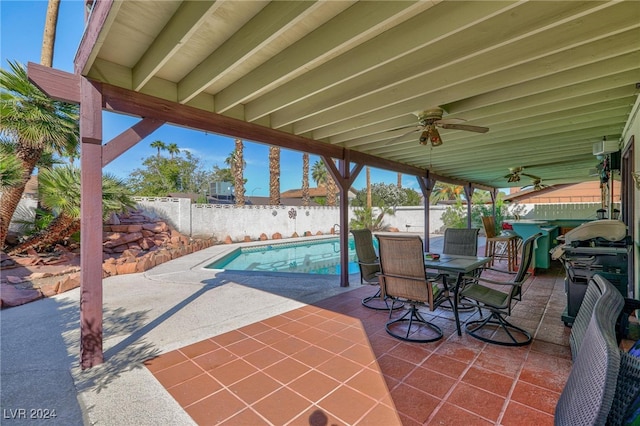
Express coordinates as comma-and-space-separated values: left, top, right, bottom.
377, 235, 435, 306
569, 275, 609, 359
350, 228, 380, 281
512, 232, 542, 284
555, 276, 624, 426
481, 216, 497, 239
443, 228, 479, 256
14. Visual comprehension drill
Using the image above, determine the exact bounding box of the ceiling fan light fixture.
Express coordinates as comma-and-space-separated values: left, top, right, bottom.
419, 130, 429, 145
429, 126, 443, 146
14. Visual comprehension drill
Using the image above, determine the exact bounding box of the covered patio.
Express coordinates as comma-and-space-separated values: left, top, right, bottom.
20, 0, 640, 423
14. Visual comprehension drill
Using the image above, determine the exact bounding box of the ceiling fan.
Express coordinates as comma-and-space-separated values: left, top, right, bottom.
388, 107, 489, 147
504, 167, 541, 183
521, 178, 548, 191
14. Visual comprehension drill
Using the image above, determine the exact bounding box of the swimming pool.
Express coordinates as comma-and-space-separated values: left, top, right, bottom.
205, 237, 369, 275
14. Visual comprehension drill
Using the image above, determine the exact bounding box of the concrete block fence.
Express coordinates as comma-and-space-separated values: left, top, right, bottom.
133, 197, 451, 242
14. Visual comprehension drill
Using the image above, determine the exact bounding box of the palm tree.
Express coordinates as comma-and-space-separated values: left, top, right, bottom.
325, 160, 337, 207
166, 143, 180, 159
311, 160, 327, 187
301, 153, 310, 206
41, 0, 61, 67
9, 165, 135, 254
0, 61, 79, 247
150, 140, 166, 159
268, 146, 280, 205
366, 166, 372, 208
430, 183, 465, 204
311, 159, 337, 206
397, 172, 402, 189
232, 139, 245, 206
0, 151, 23, 190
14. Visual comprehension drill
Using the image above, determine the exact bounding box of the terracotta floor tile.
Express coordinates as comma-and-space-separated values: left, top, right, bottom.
421, 353, 468, 379
315, 318, 352, 334
291, 345, 335, 368
179, 339, 220, 359
447, 382, 506, 422
356, 402, 402, 426
429, 402, 494, 426
241, 345, 284, 370
239, 321, 271, 336
501, 400, 554, 425
227, 371, 281, 404
345, 368, 392, 401
251, 386, 312, 425
262, 357, 310, 385
340, 343, 377, 366
270, 335, 310, 355
225, 336, 264, 357
403, 366, 456, 399
472, 351, 523, 378
317, 385, 378, 425
316, 333, 355, 354
144, 350, 188, 373
184, 389, 246, 425
211, 329, 247, 346
276, 320, 309, 335
316, 355, 365, 382
390, 383, 440, 424
376, 354, 417, 381
167, 373, 222, 408
192, 347, 235, 371
519, 353, 572, 393
461, 365, 514, 397
294, 326, 332, 344
153, 360, 203, 389
334, 325, 370, 344
218, 408, 268, 425
252, 327, 290, 345
209, 358, 258, 386
288, 370, 341, 402
385, 341, 433, 365
289, 406, 347, 426
510, 380, 561, 415
260, 314, 291, 328
435, 341, 481, 363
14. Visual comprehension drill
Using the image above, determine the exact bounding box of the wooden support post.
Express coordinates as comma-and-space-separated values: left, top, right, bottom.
417, 174, 435, 252
464, 184, 475, 229
323, 153, 363, 287
80, 77, 104, 369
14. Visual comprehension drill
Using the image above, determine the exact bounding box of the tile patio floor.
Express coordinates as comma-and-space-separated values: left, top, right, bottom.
144, 258, 575, 425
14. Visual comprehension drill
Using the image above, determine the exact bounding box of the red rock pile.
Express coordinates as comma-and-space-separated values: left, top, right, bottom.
1, 210, 216, 308
101, 210, 215, 277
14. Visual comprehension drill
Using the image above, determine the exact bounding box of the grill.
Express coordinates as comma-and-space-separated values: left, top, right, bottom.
553, 220, 630, 326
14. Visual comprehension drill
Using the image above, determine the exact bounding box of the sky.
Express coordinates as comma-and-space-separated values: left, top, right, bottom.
0, 0, 414, 197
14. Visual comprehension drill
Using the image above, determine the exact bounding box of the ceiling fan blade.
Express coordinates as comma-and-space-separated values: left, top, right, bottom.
384, 127, 420, 146
439, 122, 489, 133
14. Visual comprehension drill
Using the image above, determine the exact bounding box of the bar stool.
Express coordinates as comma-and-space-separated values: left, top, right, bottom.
481, 216, 519, 272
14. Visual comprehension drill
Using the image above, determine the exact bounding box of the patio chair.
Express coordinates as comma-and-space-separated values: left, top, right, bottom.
350, 229, 400, 310
555, 274, 624, 426
377, 234, 446, 343
428, 228, 481, 308
481, 216, 519, 272
458, 232, 542, 346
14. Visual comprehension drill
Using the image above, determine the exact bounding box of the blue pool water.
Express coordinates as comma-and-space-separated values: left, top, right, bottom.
206, 237, 369, 275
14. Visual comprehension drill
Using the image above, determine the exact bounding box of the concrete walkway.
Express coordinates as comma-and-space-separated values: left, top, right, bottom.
3, 236, 451, 425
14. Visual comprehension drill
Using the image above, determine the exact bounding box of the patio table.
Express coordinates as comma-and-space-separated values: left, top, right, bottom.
424, 254, 492, 336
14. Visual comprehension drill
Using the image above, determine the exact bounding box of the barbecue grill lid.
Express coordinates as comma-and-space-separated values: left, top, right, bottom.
564, 220, 627, 244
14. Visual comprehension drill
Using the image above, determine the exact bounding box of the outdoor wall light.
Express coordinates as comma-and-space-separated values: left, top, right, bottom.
272, 210, 277, 216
